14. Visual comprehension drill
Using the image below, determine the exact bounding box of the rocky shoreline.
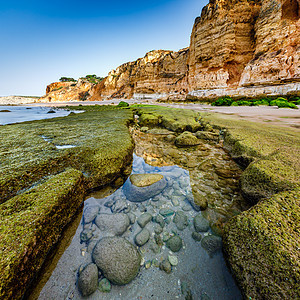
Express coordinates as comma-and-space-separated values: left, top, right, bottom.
0, 105, 299, 299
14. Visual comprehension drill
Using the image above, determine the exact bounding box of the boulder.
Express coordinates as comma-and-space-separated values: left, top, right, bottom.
95, 213, 130, 236
92, 237, 141, 285
123, 174, 167, 202
193, 215, 209, 232
77, 263, 98, 296
175, 131, 201, 147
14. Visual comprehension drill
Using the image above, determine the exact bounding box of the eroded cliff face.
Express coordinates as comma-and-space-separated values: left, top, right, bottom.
89, 49, 189, 100
187, 0, 262, 90
39, 79, 93, 102
240, 0, 300, 86
40, 0, 300, 102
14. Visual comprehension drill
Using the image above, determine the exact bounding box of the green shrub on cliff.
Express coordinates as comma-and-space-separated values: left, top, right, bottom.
59, 77, 76, 82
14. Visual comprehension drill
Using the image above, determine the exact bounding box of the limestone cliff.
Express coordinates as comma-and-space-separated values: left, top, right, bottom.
187, 0, 261, 90
39, 79, 93, 103
89, 49, 189, 100
40, 0, 300, 102
240, 0, 300, 86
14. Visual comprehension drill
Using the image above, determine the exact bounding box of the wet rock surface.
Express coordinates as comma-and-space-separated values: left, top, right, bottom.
39, 128, 246, 299
92, 237, 141, 285
77, 263, 98, 296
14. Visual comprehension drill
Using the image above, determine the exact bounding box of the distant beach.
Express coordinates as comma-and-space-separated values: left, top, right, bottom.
0, 96, 39, 105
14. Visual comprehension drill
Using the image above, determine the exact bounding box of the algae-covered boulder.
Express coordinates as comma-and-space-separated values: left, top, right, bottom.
223, 189, 300, 299
123, 174, 167, 202
95, 213, 130, 236
78, 263, 98, 296
92, 237, 141, 285
175, 131, 201, 147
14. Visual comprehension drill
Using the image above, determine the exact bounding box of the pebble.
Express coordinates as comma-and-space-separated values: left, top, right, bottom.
168, 255, 178, 266
159, 259, 172, 274
182, 204, 192, 212
145, 260, 152, 269
193, 215, 210, 232
135, 228, 150, 246
137, 213, 152, 228
127, 212, 136, 224
173, 211, 188, 231
154, 224, 163, 234
159, 208, 174, 217
98, 278, 111, 293
154, 214, 165, 228
192, 232, 202, 242
166, 236, 183, 252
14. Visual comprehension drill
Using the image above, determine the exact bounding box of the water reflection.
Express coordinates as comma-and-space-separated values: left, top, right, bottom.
39, 153, 242, 300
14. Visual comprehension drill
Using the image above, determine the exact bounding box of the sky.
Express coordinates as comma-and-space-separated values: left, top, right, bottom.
0, 0, 206, 96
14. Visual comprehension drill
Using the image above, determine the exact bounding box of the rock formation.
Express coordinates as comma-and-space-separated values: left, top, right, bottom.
39, 79, 93, 102
40, 0, 300, 101
89, 49, 189, 100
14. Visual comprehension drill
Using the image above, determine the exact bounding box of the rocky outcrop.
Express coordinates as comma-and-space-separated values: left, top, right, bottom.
240, 0, 300, 86
187, 0, 262, 90
40, 0, 299, 102
39, 79, 93, 102
89, 49, 189, 100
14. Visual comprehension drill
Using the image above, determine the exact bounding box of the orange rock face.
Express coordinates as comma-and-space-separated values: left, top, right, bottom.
89, 49, 189, 100
40, 0, 300, 102
240, 0, 300, 86
39, 79, 93, 103
187, 0, 261, 90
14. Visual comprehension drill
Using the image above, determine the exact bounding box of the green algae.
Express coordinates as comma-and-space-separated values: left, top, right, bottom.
223, 189, 300, 299
0, 106, 135, 299
134, 106, 202, 132
198, 113, 300, 299
135, 106, 300, 299
0, 169, 86, 300
0, 107, 134, 203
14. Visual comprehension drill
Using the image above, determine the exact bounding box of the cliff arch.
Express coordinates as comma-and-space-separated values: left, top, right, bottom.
282, 0, 300, 20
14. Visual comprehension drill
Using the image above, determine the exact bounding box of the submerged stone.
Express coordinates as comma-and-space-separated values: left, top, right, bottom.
123, 174, 167, 202
193, 215, 209, 232
159, 259, 172, 274
192, 232, 202, 242
135, 228, 150, 246
159, 208, 174, 217
173, 211, 189, 231
78, 263, 98, 297
98, 278, 111, 293
137, 213, 152, 228
168, 255, 178, 266
166, 235, 183, 252
92, 237, 141, 285
83, 205, 100, 224
201, 235, 222, 255
95, 213, 130, 236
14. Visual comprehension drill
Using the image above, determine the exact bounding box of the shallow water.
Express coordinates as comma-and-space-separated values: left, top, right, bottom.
37, 133, 245, 300
0, 106, 81, 125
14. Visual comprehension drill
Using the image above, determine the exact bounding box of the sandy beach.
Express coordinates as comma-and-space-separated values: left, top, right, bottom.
0, 96, 39, 105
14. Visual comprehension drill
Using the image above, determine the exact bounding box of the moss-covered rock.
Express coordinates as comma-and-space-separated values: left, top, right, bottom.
0, 169, 85, 299
200, 112, 300, 299
175, 131, 201, 147
0, 106, 135, 299
223, 189, 300, 299
135, 106, 202, 132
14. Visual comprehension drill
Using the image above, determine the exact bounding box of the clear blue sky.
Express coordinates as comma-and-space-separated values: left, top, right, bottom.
0, 0, 206, 96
